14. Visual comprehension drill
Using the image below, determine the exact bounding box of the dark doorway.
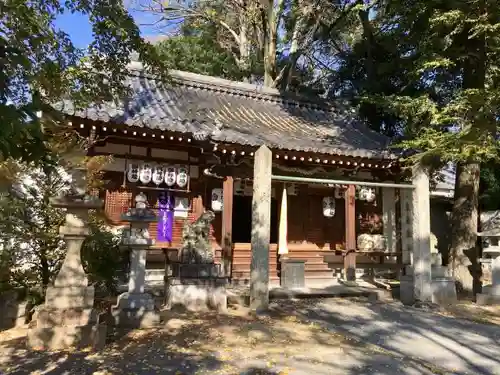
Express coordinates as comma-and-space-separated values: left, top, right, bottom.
232, 195, 278, 243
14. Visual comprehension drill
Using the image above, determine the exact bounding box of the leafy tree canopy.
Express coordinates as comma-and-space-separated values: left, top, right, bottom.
1, 0, 167, 164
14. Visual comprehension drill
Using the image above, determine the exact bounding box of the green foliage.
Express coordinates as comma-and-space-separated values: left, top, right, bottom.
82, 214, 129, 295
0, 162, 126, 297
156, 34, 244, 80
1, 0, 167, 164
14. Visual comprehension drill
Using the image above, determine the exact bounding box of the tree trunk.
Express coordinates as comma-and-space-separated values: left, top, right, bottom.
448, 162, 481, 294
262, 0, 283, 87
448, 2, 487, 296
238, 13, 251, 81
358, 4, 375, 86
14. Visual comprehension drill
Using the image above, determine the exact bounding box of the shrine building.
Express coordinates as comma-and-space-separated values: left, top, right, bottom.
53, 60, 434, 302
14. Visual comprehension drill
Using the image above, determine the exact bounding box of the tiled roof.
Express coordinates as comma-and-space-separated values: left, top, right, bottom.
54, 63, 395, 160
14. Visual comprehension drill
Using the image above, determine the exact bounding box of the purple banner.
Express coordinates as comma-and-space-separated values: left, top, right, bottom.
157, 192, 173, 242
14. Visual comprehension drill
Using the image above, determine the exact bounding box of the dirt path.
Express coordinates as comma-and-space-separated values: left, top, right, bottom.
279, 298, 500, 375
0, 305, 445, 375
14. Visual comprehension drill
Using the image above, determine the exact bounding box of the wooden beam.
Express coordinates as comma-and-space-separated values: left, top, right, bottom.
221, 176, 234, 277
344, 185, 357, 282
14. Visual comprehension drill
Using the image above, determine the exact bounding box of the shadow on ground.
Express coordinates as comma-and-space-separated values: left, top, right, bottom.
0, 302, 446, 375
274, 297, 500, 375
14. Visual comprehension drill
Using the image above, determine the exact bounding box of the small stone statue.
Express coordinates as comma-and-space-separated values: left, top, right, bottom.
180, 211, 216, 264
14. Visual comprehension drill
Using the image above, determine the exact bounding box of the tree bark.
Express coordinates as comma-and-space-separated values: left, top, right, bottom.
449, 162, 481, 294
448, 2, 487, 296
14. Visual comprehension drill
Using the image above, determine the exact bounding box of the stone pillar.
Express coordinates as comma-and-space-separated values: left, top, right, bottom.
411, 167, 432, 303
400, 189, 413, 266
250, 145, 272, 311
27, 198, 106, 351
128, 246, 147, 294
382, 187, 397, 253
112, 213, 160, 328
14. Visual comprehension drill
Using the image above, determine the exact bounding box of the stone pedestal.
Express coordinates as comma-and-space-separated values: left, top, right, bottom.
400, 262, 457, 305
477, 244, 500, 305
28, 198, 107, 351
111, 214, 160, 327
165, 277, 227, 312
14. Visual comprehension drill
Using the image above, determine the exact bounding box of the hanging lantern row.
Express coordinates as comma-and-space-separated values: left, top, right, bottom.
332, 186, 376, 202
74, 122, 394, 169
73, 122, 193, 143
212, 144, 393, 168
127, 163, 189, 189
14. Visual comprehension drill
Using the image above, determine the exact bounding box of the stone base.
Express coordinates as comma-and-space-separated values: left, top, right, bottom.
111, 309, 161, 328
399, 275, 415, 305
476, 293, 500, 306
431, 277, 457, 304
165, 278, 227, 312
431, 265, 449, 278
399, 275, 457, 305
27, 323, 107, 351
44, 285, 94, 309
33, 306, 98, 328
111, 292, 160, 328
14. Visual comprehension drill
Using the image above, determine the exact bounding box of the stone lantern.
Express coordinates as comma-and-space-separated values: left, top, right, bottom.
111, 192, 161, 327
477, 229, 500, 305
28, 167, 106, 350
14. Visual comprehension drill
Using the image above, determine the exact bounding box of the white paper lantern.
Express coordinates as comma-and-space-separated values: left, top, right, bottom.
164, 166, 176, 187
127, 163, 140, 183
211, 188, 223, 212
285, 183, 299, 196
139, 163, 152, 184
174, 196, 189, 218
176, 166, 189, 188
151, 165, 164, 186
365, 188, 376, 203
334, 187, 344, 199
359, 187, 376, 203
322, 196, 336, 217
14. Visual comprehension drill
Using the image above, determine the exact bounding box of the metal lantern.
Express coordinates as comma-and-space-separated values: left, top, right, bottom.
151, 165, 164, 186
211, 188, 223, 212
322, 196, 336, 217
139, 163, 152, 184
176, 166, 189, 188
127, 163, 140, 183
164, 166, 176, 187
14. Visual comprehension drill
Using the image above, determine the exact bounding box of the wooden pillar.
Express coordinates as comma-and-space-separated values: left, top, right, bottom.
250, 145, 272, 311
344, 185, 357, 282
221, 176, 234, 277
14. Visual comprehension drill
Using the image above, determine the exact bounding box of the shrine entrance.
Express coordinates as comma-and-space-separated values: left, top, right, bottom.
231, 195, 278, 244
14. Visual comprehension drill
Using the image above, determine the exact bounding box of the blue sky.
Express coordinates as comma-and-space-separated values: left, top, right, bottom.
54, 9, 165, 49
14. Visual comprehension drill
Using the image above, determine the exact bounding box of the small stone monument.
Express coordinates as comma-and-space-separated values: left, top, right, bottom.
111, 192, 161, 327
27, 168, 106, 350
165, 211, 227, 312
477, 229, 500, 305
